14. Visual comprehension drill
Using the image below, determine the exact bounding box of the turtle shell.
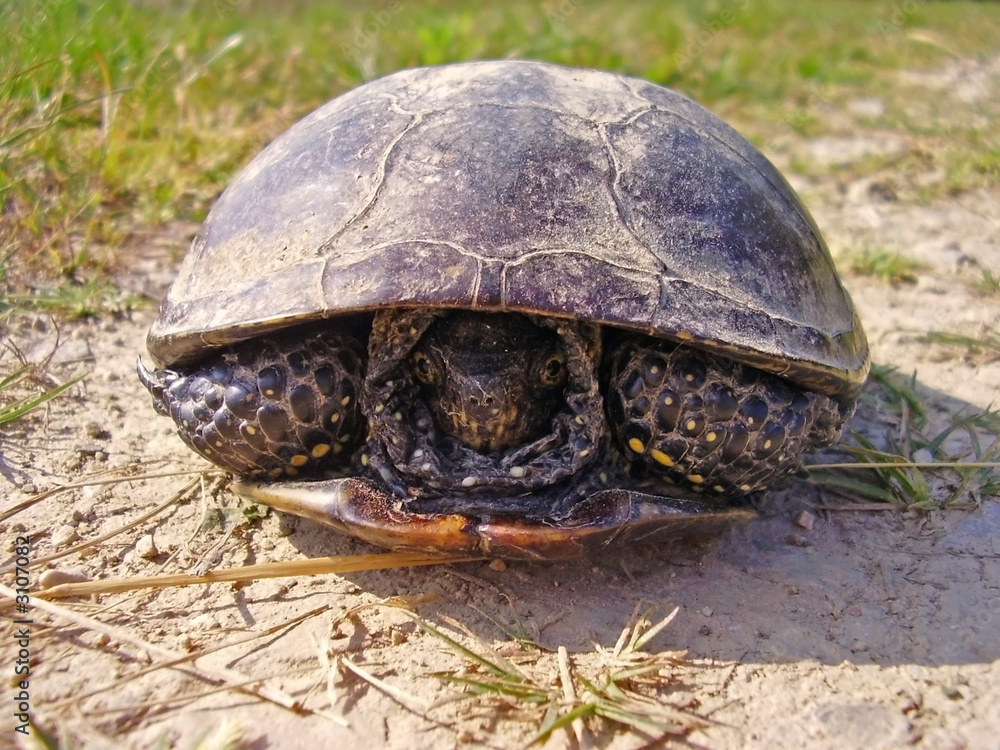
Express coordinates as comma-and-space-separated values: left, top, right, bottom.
147, 60, 869, 399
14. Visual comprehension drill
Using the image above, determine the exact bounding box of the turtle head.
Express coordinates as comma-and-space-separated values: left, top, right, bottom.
410, 312, 568, 453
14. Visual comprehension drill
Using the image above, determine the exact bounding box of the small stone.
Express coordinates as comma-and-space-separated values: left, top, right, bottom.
847, 96, 885, 118
793, 510, 816, 530
850, 639, 869, 653
136, 534, 158, 559
942, 685, 963, 701
39, 569, 90, 588
190, 613, 219, 631
700, 607, 713, 617
75, 444, 104, 458
85, 422, 111, 440
786, 533, 811, 547
489, 559, 507, 572
912, 448, 934, 465
276, 514, 297, 536
52, 525, 79, 547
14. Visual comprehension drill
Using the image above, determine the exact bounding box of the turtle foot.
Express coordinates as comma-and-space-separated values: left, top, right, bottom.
233, 477, 753, 560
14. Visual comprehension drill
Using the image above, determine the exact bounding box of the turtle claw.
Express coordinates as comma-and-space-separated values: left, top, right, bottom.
136, 356, 171, 416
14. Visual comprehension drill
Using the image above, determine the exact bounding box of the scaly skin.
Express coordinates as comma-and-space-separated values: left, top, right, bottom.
605, 334, 847, 495
139, 311, 847, 498
139, 333, 366, 478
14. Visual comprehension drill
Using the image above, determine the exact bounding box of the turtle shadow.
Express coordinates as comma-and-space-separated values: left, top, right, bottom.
277, 373, 999, 671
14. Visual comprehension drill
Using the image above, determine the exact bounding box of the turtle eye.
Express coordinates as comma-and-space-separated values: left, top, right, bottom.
412, 351, 437, 384
539, 353, 567, 386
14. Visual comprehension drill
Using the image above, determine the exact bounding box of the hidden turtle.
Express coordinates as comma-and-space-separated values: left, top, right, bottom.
139, 60, 869, 559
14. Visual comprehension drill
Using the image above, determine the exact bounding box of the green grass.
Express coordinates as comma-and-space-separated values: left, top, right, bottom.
974, 269, 1000, 298
411, 603, 701, 745
1, 0, 999, 302
924, 326, 1000, 364
0, 362, 82, 428
846, 247, 925, 283
808, 366, 1000, 508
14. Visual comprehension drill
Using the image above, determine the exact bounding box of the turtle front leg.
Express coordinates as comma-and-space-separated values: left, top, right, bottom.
138, 333, 367, 478
605, 336, 848, 495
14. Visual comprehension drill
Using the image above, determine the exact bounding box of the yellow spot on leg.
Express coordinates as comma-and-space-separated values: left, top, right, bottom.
311, 444, 330, 459
686, 419, 697, 431
628, 437, 646, 454
687, 474, 704, 484
705, 431, 717, 442
650, 449, 674, 467
289, 454, 309, 467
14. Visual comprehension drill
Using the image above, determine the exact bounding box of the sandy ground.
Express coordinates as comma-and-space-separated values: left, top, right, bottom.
3, 56, 999, 749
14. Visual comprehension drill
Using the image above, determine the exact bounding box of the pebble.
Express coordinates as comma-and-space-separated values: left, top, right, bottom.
806, 702, 910, 748
912, 448, 934, 465
39, 569, 90, 588
489, 559, 507, 572
30, 338, 93, 365
85, 422, 111, 440
847, 96, 886, 118
700, 607, 713, 617
793, 510, 816, 530
941, 685, 963, 701
52, 525, 79, 547
136, 534, 158, 559
189, 613, 220, 631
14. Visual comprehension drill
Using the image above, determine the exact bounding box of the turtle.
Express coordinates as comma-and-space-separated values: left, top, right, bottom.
138, 60, 869, 560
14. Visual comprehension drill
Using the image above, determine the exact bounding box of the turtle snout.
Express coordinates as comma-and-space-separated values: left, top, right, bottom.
431, 373, 534, 454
